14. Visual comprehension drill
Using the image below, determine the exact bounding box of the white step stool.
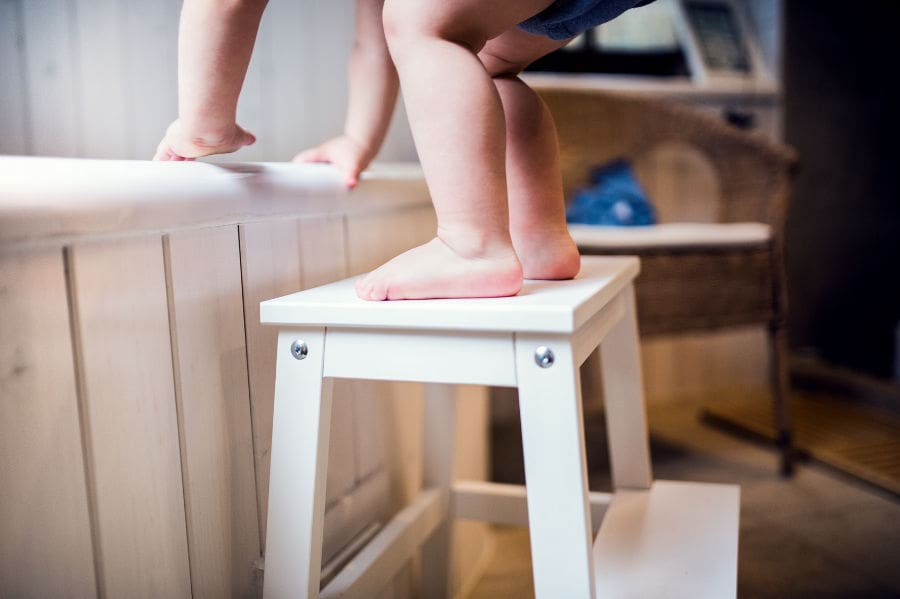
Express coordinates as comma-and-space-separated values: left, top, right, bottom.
260, 256, 739, 598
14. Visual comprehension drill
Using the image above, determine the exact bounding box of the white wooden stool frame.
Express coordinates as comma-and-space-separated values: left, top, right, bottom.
260, 257, 739, 599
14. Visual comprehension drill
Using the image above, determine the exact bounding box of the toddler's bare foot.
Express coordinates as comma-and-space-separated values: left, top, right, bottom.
355, 237, 523, 300
512, 227, 581, 280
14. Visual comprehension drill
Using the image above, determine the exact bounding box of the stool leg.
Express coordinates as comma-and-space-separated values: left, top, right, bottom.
263, 328, 333, 599
421, 384, 457, 598
600, 284, 652, 490
515, 335, 595, 599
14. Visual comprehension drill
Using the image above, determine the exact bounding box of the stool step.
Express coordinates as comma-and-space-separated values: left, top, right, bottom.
593, 481, 739, 599
260, 256, 638, 334
452, 480, 611, 533
320, 488, 444, 599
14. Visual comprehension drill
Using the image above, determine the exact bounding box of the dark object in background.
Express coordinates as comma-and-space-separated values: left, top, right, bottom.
525, 31, 688, 77
784, 1, 900, 379
527, 45, 689, 76
565, 159, 657, 226
722, 107, 757, 130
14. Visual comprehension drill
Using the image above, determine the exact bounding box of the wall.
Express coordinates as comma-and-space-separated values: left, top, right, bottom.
0, 0, 416, 163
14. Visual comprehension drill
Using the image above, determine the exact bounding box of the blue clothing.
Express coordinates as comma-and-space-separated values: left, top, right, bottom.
518, 0, 654, 41
565, 159, 657, 226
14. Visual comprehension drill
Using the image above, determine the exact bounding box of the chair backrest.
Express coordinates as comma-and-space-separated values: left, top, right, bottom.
539, 89, 797, 229
632, 141, 721, 223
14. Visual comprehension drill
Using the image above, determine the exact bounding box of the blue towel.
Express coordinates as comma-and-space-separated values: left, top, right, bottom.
565, 159, 657, 226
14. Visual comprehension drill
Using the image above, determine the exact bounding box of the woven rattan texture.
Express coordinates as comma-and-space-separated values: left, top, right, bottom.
540, 89, 797, 334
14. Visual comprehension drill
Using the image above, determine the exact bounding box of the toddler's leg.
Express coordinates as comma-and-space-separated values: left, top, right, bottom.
355, 0, 556, 300
480, 29, 581, 279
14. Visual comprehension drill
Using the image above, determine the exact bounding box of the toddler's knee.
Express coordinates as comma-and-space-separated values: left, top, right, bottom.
382, 0, 488, 55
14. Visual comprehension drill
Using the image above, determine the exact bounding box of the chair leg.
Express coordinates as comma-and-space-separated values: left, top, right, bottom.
769, 321, 794, 476
421, 383, 457, 598
515, 334, 595, 599
263, 328, 333, 599
599, 284, 653, 490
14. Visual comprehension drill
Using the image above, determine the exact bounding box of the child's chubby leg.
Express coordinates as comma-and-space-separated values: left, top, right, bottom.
479, 28, 581, 280
355, 0, 557, 301
154, 0, 267, 161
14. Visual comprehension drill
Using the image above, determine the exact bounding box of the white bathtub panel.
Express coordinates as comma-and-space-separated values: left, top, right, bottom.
0, 249, 97, 598
298, 216, 359, 510
241, 214, 381, 565
345, 379, 386, 483
69, 237, 191, 598
344, 207, 436, 485
328, 384, 359, 505
239, 218, 304, 547
345, 206, 437, 276
299, 215, 350, 289
165, 226, 261, 598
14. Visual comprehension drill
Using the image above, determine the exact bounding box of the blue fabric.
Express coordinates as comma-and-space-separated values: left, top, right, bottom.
565, 159, 657, 226
518, 0, 655, 41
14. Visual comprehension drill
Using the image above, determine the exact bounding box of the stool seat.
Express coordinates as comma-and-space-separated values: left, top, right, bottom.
261, 256, 639, 334
260, 254, 739, 599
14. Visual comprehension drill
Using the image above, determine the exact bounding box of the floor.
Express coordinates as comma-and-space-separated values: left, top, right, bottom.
473, 398, 900, 598
706, 389, 900, 495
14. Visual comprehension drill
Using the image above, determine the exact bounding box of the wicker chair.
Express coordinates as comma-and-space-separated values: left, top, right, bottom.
538, 88, 798, 474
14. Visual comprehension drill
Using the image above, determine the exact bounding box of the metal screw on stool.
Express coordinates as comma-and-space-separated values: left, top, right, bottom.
534, 346, 555, 368
290, 340, 308, 360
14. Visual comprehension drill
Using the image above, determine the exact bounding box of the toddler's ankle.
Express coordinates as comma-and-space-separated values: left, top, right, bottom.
436, 225, 518, 260
511, 227, 580, 281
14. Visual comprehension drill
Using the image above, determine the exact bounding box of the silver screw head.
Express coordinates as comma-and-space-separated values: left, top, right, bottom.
534, 346, 555, 368
290, 340, 308, 360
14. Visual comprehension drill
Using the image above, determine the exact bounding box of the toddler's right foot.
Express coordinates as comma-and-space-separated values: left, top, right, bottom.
355, 237, 523, 301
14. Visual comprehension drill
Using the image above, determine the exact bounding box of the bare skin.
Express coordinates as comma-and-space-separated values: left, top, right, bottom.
481, 29, 581, 281
154, 0, 266, 160
293, 0, 399, 188
351, 0, 579, 299
156, 0, 580, 299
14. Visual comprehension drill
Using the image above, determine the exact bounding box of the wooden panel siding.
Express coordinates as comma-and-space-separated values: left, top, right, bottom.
165, 226, 261, 598
0, 158, 448, 598
69, 237, 192, 598
0, 249, 97, 598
